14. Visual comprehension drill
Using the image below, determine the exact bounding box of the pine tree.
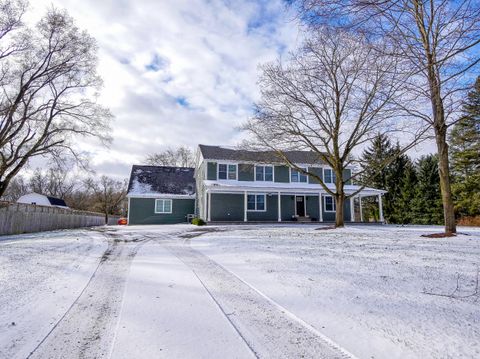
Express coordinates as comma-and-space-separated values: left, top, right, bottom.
412, 155, 444, 225
396, 164, 418, 224
449, 76, 480, 217
361, 134, 415, 223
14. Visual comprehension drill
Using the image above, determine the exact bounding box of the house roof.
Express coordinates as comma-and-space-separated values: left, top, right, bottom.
46, 196, 68, 207
127, 165, 196, 196
198, 144, 326, 164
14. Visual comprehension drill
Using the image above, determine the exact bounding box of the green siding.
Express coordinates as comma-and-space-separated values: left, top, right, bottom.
322, 196, 351, 222
343, 168, 352, 185
238, 164, 254, 181
306, 195, 320, 221
281, 195, 296, 220
308, 167, 323, 184
210, 193, 244, 221
129, 198, 195, 224
275, 166, 290, 183
207, 162, 217, 180
247, 195, 278, 221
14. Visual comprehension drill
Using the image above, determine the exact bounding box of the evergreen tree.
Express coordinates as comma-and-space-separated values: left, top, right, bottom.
449, 76, 480, 217
395, 163, 418, 224
412, 155, 444, 225
361, 134, 415, 223
360, 134, 395, 221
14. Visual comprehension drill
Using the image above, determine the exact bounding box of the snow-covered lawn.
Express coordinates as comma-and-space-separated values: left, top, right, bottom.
190, 225, 480, 359
0, 224, 478, 358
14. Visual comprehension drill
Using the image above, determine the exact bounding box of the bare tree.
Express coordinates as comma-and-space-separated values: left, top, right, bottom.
292, 0, 480, 233
0, 3, 112, 198
85, 175, 127, 223
0, 173, 27, 201
28, 165, 77, 199
244, 28, 424, 227
145, 145, 195, 167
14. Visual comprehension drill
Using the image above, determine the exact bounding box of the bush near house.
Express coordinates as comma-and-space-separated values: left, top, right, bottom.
191, 218, 206, 226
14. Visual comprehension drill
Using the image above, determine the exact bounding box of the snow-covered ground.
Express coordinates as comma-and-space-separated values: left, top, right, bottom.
190, 225, 480, 359
0, 224, 479, 358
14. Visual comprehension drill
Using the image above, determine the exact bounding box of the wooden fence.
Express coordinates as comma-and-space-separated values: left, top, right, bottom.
0, 201, 120, 236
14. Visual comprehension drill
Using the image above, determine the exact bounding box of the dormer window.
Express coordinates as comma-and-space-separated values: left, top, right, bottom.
324, 168, 336, 184
291, 167, 308, 183
218, 163, 237, 180
255, 165, 273, 181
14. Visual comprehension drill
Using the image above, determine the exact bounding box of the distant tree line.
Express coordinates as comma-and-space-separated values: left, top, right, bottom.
361, 77, 480, 225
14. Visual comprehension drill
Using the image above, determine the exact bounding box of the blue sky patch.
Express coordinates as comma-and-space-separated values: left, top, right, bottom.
176, 96, 189, 107
146, 53, 167, 72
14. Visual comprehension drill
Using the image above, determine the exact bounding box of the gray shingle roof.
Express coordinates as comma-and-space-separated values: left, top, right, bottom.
198, 144, 325, 164
127, 165, 195, 195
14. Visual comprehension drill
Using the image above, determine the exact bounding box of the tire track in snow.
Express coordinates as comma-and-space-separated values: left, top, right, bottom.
26, 233, 148, 359
166, 237, 357, 359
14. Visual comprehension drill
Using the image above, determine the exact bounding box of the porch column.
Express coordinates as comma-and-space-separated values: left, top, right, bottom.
350, 197, 355, 222
277, 192, 281, 222
378, 194, 384, 223
318, 193, 323, 222
244, 191, 248, 222
207, 191, 211, 222
359, 196, 364, 222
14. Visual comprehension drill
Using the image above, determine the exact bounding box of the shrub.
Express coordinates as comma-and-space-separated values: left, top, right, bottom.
191, 218, 206, 226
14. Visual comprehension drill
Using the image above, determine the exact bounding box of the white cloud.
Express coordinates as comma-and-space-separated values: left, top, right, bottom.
27, 0, 301, 179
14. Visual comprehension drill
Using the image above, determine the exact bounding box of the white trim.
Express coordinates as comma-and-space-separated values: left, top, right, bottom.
324, 195, 336, 212
246, 193, 267, 212
290, 167, 308, 183
217, 162, 238, 181
379, 194, 384, 222
277, 191, 281, 222
207, 191, 211, 222
350, 197, 355, 222
318, 193, 323, 222
244, 191, 248, 221
254, 164, 274, 182
359, 196, 364, 222
128, 193, 195, 199
127, 197, 131, 224
203, 180, 387, 196
323, 168, 336, 184
294, 195, 307, 216
154, 199, 173, 214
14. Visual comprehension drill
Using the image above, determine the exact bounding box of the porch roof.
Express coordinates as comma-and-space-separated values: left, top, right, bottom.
203, 180, 386, 196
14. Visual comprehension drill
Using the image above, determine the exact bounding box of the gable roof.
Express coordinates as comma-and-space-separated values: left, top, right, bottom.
127, 165, 195, 196
198, 144, 325, 165
46, 196, 68, 207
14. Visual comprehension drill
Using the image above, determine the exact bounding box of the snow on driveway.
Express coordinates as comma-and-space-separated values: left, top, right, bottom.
1, 224, 479, 359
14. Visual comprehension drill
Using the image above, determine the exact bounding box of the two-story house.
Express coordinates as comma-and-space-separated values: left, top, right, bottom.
126, 144, 386, 224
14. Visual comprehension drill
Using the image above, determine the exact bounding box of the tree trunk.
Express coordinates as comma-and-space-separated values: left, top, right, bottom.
335, 192, 345, 228
104, 212, 108, 225
435, 128, 457, 233
0, 180, 8, 198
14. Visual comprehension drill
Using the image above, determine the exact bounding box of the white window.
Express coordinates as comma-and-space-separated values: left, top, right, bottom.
218, 163, 237, 180
155, 199, 172, 214
247, 194, 266, 211
255, 165, 273, 181
291, 167, 308, 183
324, 168, 337, 184
324, 196, 336, 212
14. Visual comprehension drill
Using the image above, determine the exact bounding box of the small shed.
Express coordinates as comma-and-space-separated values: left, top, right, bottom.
17, 193, 69, 208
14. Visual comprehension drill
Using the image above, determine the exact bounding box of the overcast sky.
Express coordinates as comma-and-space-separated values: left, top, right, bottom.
28, 0, 300, 179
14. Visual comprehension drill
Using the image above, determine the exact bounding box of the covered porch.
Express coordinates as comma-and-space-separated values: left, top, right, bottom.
203, 183, 386, 223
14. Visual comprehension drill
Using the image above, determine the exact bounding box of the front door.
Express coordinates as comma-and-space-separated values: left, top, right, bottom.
296, 196, 305, 217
